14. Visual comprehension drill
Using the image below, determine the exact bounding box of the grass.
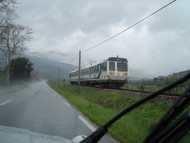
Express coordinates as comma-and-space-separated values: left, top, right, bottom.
49, 81, 176, 143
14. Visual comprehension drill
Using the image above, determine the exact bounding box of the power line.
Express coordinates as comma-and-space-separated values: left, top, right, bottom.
85, 0, 177, 52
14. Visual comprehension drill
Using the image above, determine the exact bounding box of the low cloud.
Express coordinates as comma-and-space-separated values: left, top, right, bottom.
17, 0, 190, 77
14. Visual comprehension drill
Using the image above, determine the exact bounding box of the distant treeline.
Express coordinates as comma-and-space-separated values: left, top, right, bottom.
126, 69, 190, 95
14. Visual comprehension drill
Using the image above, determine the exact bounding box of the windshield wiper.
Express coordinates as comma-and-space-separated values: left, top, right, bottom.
143, 86, 190, 143
80, 72, 190, 143
152, 111, 190, 143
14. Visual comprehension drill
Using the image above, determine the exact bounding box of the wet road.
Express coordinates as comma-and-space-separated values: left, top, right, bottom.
0, 80, 116, 143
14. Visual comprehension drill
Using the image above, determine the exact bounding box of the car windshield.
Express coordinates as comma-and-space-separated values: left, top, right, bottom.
0, 0, 190, 143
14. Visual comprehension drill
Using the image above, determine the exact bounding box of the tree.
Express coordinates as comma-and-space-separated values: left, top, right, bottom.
5, 23, 32, 56
0, 0, 16, 24
10, 57, 33, 79
0, 23, 32, 82
0, 0, 32, 82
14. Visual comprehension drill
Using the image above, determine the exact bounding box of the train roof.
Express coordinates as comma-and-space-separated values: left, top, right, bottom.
107, 57, 128, 62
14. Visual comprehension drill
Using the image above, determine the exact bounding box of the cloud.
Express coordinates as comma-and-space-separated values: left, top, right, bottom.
16, 0, 190, 77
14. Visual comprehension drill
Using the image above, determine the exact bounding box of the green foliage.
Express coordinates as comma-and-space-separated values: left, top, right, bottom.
49, 82, 172, 143
10, 57, 33, 79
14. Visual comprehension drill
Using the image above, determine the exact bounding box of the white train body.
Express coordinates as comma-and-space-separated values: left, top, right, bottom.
69, 57, 128, 88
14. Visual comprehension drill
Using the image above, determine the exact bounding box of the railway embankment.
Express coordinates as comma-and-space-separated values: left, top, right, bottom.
49, 81, 183, 143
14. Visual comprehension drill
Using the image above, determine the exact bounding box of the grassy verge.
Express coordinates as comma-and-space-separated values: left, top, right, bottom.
49, 81, 176, 143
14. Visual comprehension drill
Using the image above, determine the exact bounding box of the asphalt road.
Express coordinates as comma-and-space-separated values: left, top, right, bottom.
0, 80, 116, 143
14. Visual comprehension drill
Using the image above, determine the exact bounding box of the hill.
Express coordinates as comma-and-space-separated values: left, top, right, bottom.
125, 69, 190, 95
27, 55, 75, 80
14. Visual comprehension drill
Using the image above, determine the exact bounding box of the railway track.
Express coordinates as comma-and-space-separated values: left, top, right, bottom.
96, 87, 180, 100
120, 88, 179, 100
120, 88, 179, 96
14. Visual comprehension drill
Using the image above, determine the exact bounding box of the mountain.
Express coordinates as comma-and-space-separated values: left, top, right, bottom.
128, 68, 153, 81
128, 68, 190, 83
167, 70, 190, 79
27, 55, 76, 80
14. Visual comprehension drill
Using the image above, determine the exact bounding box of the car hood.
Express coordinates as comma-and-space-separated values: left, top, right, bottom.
0, 125, 73, 143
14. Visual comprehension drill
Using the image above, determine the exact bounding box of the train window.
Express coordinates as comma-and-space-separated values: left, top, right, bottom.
92, 66, 95, 73
117, 62, 127, 71
83, 69, 87, 74
95, 65, 99, 72
82, 69, 85, 75
81, 70, 84, 75
109, 61, 115, 71
85, 68, 89, 74
90, 67, 93, 73
101, 62, 107, 71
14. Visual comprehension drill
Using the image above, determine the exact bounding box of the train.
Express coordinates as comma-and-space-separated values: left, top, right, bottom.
69, 57, 128, 88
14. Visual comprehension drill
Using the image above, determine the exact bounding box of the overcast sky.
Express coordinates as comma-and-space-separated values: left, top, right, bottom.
16, 0, 190, 77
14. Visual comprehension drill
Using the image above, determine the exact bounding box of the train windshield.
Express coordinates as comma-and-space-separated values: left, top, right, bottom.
117, 61, 127, 71
101, 62, 107, 71
109, 61, 115, 71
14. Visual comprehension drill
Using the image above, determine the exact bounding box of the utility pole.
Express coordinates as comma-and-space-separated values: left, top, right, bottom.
78, 49, 81, 86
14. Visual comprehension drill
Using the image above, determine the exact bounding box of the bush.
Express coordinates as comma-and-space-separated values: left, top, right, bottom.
10, 57, 33, 79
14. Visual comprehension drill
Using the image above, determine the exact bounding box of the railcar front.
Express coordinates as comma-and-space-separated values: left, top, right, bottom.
97, 57, 128, 88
